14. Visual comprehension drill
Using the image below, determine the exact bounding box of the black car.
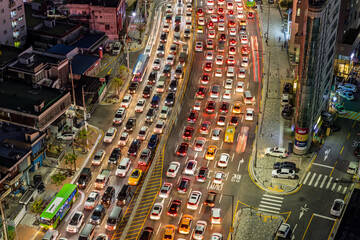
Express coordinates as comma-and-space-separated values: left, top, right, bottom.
230, 116, 239, 126
273, 161, 296, 170
163, 65, 171, 77
239, 25, 246, 34
33, 175, 45, 193
174, 24, 181, 32
143, 85, 152, 98
145, 108, 157, 123
160, 32, 168, 43
139, 227, 154, 240
177, 177, 190, 193
188, 110, 198, 123
101, 186, 115, 205
165, 92, 175, 106
281, 104, 294, 118
148, 134, 159, 149
204, 191, 217, 207
169, 80, 177, 92
76, 168, 92, 189
148, 72, 157, 85
196, 167, 208, 182
128, 82, 139, 94
128, 139, 141, 156
176, 143, 189, 156
124, 118, 136, 132
90, 204, 106, 225
220, 102, 229, 113
157, 44, 165, 57
174, 65, 183, 78
283, 82, 292, 94
322, 121, 341, 132
108, 148, 121, 165
167, 199, 182, 217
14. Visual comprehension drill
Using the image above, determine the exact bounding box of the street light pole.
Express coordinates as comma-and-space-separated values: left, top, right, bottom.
0, 200, 8, 240
221, 193, 235, 240
82, 85, 89, 153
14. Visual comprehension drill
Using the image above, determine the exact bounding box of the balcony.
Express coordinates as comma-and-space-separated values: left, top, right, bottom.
9, 0, 15, 8
294, 33, 303, 44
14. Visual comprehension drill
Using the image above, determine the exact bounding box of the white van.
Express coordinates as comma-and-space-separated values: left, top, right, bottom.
244, 91, 254, 104
116, 157, 131, 177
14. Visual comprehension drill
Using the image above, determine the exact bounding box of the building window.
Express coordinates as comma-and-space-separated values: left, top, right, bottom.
3, 30, 7, 34
0, 9, 4, 13
2, 19, 5, 24
17, 5, 22, 11
297, 8, 300, 16
18, 72, 24, 79
12, 20, 17, 28
105, 24, 110, 30
10, 10, 16, 18
13, 30, 19, 38
18, 16, 23, 21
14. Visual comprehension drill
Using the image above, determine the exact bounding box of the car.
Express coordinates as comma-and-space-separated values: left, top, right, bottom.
208, 21, 215, 29
183, 160, 197, 175
228, 20, 236, 28
135, 98, 146, 113
210, 85, 220, 98
163, 225, 176, 240
237, 3, 243, 10
223, 89, 232, 99
207, 7, 214, 13
227, 55, 236, 65
201, 74, 210, 84
198, 17, 205, 25
265, 147, 288, 158
331, 103, 347, 114
217, 115, 226, 126
90, 204, 106, 225
215, 68, 223, 77
157, 44, 165, 57
197, 8, 204, 16
229, 28, 236, 36
281, 94, 290, 106
218, 22, 225, 31
195, 41, 203, 51
206, 51, 214, 60
338, 83, 357, 92
170, 44, 178, 54
95, 234, 108, 240
188, 110, 198, 123
101, 186, 115, 205
238, 68, 246, 79
179, 214, 193, 234
154, 120, 166, 134
229, 38, 237, 46
165, 92, 175, 106
159, 182, 173, 198
196, 86, 207, 99
211, 233, 223, 240
228, 9, 235, 17
84, 191, 100, 210
207, 0, 214, 5
67, 212, 84, 233
212, 128, 222, 141
145, 108, 157, 123
220, 102, 229, 113
150, 202, 163, 220
186, 3, 192, 11
240, 19, 246, 26
241, 35, 248, 44
239, 25, 247, 34
167, 161, 180, 178
159, 106, 170, 120
176, 142, 189, 156
204, 191, 217, 207
211, 208, 222, 224
195, 167, 208, 182
160, 32, 168, 43
220, 34, 226, 41
193, 220, 207, 239
241, 57, 249, 67
125, 118, 136, 132
218, 153, 229, 168
336, 89, 354, 100
104, 127, 117, 143
218, 0, 225, 5
276, 223, 291, 238
230, 115, 239, 126
232, 101, 242, 114
248, 11, 254, 19
167, 199, 182, 217
197, 26, 204, 33
193, 101, 202, 111
138, 148, 151, 166
226, 66, 235, 77
118, 132, 129, 147
206, 39, 214, 49
205, 145, 217, 160
200, 121, 211, 134
241, 45, 250, 55
139, 227, 154, 240
166, 4, 172, 13
184, 28, 191, 38
128, 169, 142, 185
208, 29, 216, 38
92, 150, 106, 166
216, 55, 224, 65
183, 126, 195, 140
272, 168, 295, 179
204, 62, 212, 71
128, 82, 139, 94
166, 54, 175, 66
283, 82, 292, 94
194, 137, 206, 151
163, 22, 170, 32
187, 191, 202, 210
113, 107, 126, 124
330, 199, 345, 217
148, 134, 159, 149
169, 80, 177, 92
121, 94, 132, 108
210, 14, 218, 22
273, 161, 296, 170
177, 177, 191, 194
347, 161, 358, 174
281, 105, 294, 118
142, 85, 152, 98
227, 1, 233, 9
245, 108, 254, 121
237, 11, 245, 19
213, 171, 225, 184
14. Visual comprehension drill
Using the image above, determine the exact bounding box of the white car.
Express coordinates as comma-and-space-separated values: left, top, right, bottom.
154, 120, 165, 134
113, 107, 126, 124
217, 115, 226, 126
237, 11, 245, 19
218, 23, 225, 31
92, 150, 106, 166
207, 0, 214, 5
121, 94, 132, 108
211, 233, 223, 240
207, 7, 214, 14
183, 160, 197, 175
66, 212, 84, 233
229, 28, 236, 36
186, 19, 192, 29
194, 137, 206, 151
104, 127, 117, 143
166, 54, 175, 65
245, 108, 254, 121
166, 161, 180, 178
187, 191, 202, 210
212, 128, 221, 141
206, 51, 214, 60
211, 208, 221, 224
238, 68, 246, 78
241, 35, 248, 44
225, 79, 233, 89
336, 89, 354, 100
137, 126, 149, 141
330, 199, 345, 217
216, 55, 224, 65
217, 153, 229, 168
213, 172, 225, 184
166, 3, 172, 13
163, 22, 170, 32
223, 89, 231, 99
210, 14, 218, 22
265, 147, 288, 158
193, 220, 207, 240
159, 106, 170, 119
195, 41, 204, 52
237, 3, 243, 10
193, 101, 201, 111
272, 168, 295, 179
149, 202, 163, 220
153, 58, 161, 70
115, 157, 131, 177
159, 182, 173, 198
118, 132, 129, 146
338, 83, 357, 92
227, 2, 233, 9
84, 191, 100, 210
226, 66, 235, 77
186, 3, 192, 11
241, 57, 249, 67
236, 81, 245, 92
135, 98, 146, 113
215, 68, 223, 77
208, 30, 216, 38
198, 17, 205, 25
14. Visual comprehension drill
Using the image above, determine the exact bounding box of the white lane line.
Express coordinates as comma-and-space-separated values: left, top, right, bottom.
219, 193, 223, 203
319, 175, 328, 188
326, 177, 333, 189
308, 173, 317, 186
331, 183, 337, 191
231, 153, 235, 162
313, 213, 336, 221
207, 160, 210, 167
259, 205, 281, 210
156, 223, 162, 235
258, 208, 280, 214
263, 194, 284, 200
337, 185, 342, 193
262, 198, 283, 204
260, 201, 281, 207
313, 174, 322, 188
207, 180, 211, 189
342, 187, 348, 194
178, 213, 183, 225
312, 163, 334, 169
220, 141, 224, 149
198, 202, 203, 214
303, 172, 311, 185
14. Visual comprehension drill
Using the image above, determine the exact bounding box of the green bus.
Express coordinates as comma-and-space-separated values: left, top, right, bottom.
40, 184, 79, 229
246, 0, 255, 7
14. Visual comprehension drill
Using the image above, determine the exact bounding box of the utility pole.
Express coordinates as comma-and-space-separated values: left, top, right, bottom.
82, 85, 89, 153
0, 200, 8, 240
69, 61, 77, 166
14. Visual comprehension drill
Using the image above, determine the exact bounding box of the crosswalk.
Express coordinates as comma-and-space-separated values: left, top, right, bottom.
302, 172, 348, 194
258, 193, 284, 214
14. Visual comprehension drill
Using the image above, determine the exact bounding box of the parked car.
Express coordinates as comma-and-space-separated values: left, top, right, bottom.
330, 199, 345, 217
265, 147, 288, 158
273, 161, 296, 170
272, 168, 295, 179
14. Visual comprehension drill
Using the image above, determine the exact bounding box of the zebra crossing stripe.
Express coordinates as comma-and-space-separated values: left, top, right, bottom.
337, 185, 342, 192
303, 172, 311, 185
313, 174, 322, 187
319, 175, 327, 188
342, 187, 348, 194
263, 194, 284, 200
258, 208, 279, 214
262, 197, 283, 203
259, 204, 281, 210
308, 173, 317, 186
326, 177, 333, 189
331, 183, 337, 191
260, 201, 281, 207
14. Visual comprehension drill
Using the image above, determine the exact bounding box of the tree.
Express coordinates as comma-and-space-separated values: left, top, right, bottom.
113, 77, 124, 96
77, 129, 89, 152
7, 228, 15, 240
29, 198, 46, 223
138, 23, 146, 39
279, 0, 293, 9
50, 173, 67, 190
118, 64, 130, 77
64, 153, 77, 174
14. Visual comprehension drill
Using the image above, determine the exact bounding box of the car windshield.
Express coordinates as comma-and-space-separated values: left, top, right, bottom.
93, 209, 102, 217
87, 196, 95, 202
106, 132, 113, 137
69, 214, 80, 225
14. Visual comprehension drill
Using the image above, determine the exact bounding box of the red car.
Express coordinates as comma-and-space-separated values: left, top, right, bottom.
200, 121, 211, 134
196, 86, 207, 99
201, 74, 210, 84
188, 110, 198, 123
182, 126, 194, 140
229, 38, 237, 46
248, 12, 254, 19
176, 142, 189, 156
204, 62, 213, 71
218, 14, 225, 22
217, 7, 224, 14
228, 20, 236, 28
220, 33, 226, 41
242, 45, 250, 55
208, 21, 215, 29
206, 101, 216, 113
197, 8, 204, 16
167, 199, 182, 217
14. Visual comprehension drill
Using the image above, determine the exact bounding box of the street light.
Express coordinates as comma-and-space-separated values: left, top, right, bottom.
221, 193, 235, 240
81, 85, 89, 153
132, 12, 136, 17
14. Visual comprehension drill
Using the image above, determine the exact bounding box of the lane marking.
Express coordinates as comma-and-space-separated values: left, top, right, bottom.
313, 213, 336, 221
263, 194, 283, 200
313, 174, 322, 188
329, 161, 337, 177
331, 182, 337, 191
303, 172, 311, 185
262, 198, 283, 203
312, 163, 334, 169
337, 185, 342, 192
259, 205, 281, 210
319, 175, 328, 188
258, 208, 279, 214
326, 177, 333, 189
308, 173, 317, 186
342, 187, 347, 194
260, 201, 281, 207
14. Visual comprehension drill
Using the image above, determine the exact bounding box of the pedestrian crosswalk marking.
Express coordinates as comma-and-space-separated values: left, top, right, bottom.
342, 187, 348, 194
258, 208, 279, 214
326, 177, 333, 189
337, 185, 342, 192
320, 175, 327, 188
262, 197, 282, 203
258, 194, 284, 214
338, 110, 360, 121
331, 182, 337, 191
259, 204, 281, 210
303, 172, 311, 185
303, 172, 349, 194
260, 201, 281, 207
263, 194, 283, 200
313, 174, 322, 187
308, 173, 317, 186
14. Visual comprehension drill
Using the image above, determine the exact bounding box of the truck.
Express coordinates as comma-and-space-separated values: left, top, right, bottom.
179, 52, 188, 65
218, 41, 225, 53
95, 169, 111, 189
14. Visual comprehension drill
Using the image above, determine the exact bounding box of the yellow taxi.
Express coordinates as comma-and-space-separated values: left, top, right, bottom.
128, 169, 142, 185
205, 145, 218, 160
163, 224, 176, 240
178, 215, 193, 234
232, 101, 241, 114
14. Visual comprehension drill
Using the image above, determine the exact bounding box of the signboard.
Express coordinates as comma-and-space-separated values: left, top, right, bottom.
295, 133, 309, 142
326, 128, 331, 136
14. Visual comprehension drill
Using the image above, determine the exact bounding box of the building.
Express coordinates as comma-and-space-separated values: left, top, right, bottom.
289, 0, 341, 154
66, 0, 126, 40
0, 44, 23, 79
70, 54, 101, 78
0, 0, 27, 47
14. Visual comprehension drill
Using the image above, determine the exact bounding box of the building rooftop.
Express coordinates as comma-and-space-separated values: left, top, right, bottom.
70, 54, 100, 75
47, 44, 76, 55
66, 0, 121, 8
36, 22, 79, 37
74, 75, 104, 106
0, 79, 68, 116
71, 33, 108, 51
0, 45, 23, 70
24, 4, 43, 29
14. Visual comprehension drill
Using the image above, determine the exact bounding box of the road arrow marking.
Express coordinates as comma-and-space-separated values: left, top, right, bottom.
299, 204, 309, 220
324, 148, 331, 161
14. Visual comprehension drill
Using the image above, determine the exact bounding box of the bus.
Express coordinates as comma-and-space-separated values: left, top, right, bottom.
224, 126, 236, 143
246, 0, 255, 8
132, 54, 149, 82
40, 184, 79, 229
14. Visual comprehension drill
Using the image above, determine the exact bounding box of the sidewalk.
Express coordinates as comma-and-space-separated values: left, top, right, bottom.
249, 2, 314, 194
16, 125, 103, 240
